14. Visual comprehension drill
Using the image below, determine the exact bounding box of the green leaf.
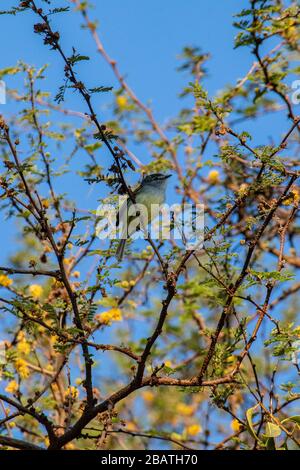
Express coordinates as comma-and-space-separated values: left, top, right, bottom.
49, 7, 70, 15
265, 422, 282, 438
68, 53, 90, 66
93, 130, 116, 141
281, 415, 300, 427
246, 404, 263, 443
0, 66, 20, 79
0, 7, 27, 16
89, 86, 113, 94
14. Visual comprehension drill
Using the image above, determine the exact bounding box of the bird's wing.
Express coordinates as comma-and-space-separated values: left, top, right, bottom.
116, 180, 146, 240
116, 181, 144, 225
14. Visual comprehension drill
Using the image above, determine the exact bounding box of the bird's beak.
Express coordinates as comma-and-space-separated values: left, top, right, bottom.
165, 174, 172, 179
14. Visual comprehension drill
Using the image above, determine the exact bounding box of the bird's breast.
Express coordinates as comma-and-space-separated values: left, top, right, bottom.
135, 189, 166, 222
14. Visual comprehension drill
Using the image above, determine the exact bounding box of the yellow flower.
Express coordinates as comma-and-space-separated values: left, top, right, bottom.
171, 432, 182, 441
231, 419, 242, 433
176, 403, 194, 416
50, 334, 58, 345
72, 271, 80, 279
282, 189, 300, 206
110, 308, 122, 321
207, 169, 220, 185
28, 284, 43, 300
51, 383, 59, 393
17, 330, 25, 341
120, 280, 129, 288
186, 424, 202, 436
65, 386, 78, 400
226, 355, 235, 364
42, 199, 50, 209
238, 183, 249, 197
116, 95, 128, 109
64, 258, 72, 266
17, 338, 31, 356
44, 244, 52, 253
74, 129, 82, 139
65, 442, 75, 450
164, 360, 173, 368
142, 391, 154, 402
283, 25, 298, 43
294, 326, 300, 337
95, 308, 123, 325
126, 421, 137, 431
0, 274, 13, 287
75, 378, 82, 385
15, 358, 30, 379
8, 422, 16, 428
5, 380, 18, 394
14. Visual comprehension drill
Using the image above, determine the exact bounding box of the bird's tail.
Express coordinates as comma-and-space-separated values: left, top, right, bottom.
116, 239, 126, 262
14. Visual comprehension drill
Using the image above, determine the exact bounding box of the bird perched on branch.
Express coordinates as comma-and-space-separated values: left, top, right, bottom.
116, 173, 171, 261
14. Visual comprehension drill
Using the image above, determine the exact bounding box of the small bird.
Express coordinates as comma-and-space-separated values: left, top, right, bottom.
116, 173, 171, 261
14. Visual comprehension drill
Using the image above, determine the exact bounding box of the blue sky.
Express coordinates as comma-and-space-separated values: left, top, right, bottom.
0, 0, 289, 258
0, 1, 296, 340
2, 1, 251, 113
0, 1, 242, 254
0, 1, 298, 448
1, 0, 296, 359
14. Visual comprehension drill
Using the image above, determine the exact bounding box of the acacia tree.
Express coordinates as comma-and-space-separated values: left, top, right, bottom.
0, 0, 300, 451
